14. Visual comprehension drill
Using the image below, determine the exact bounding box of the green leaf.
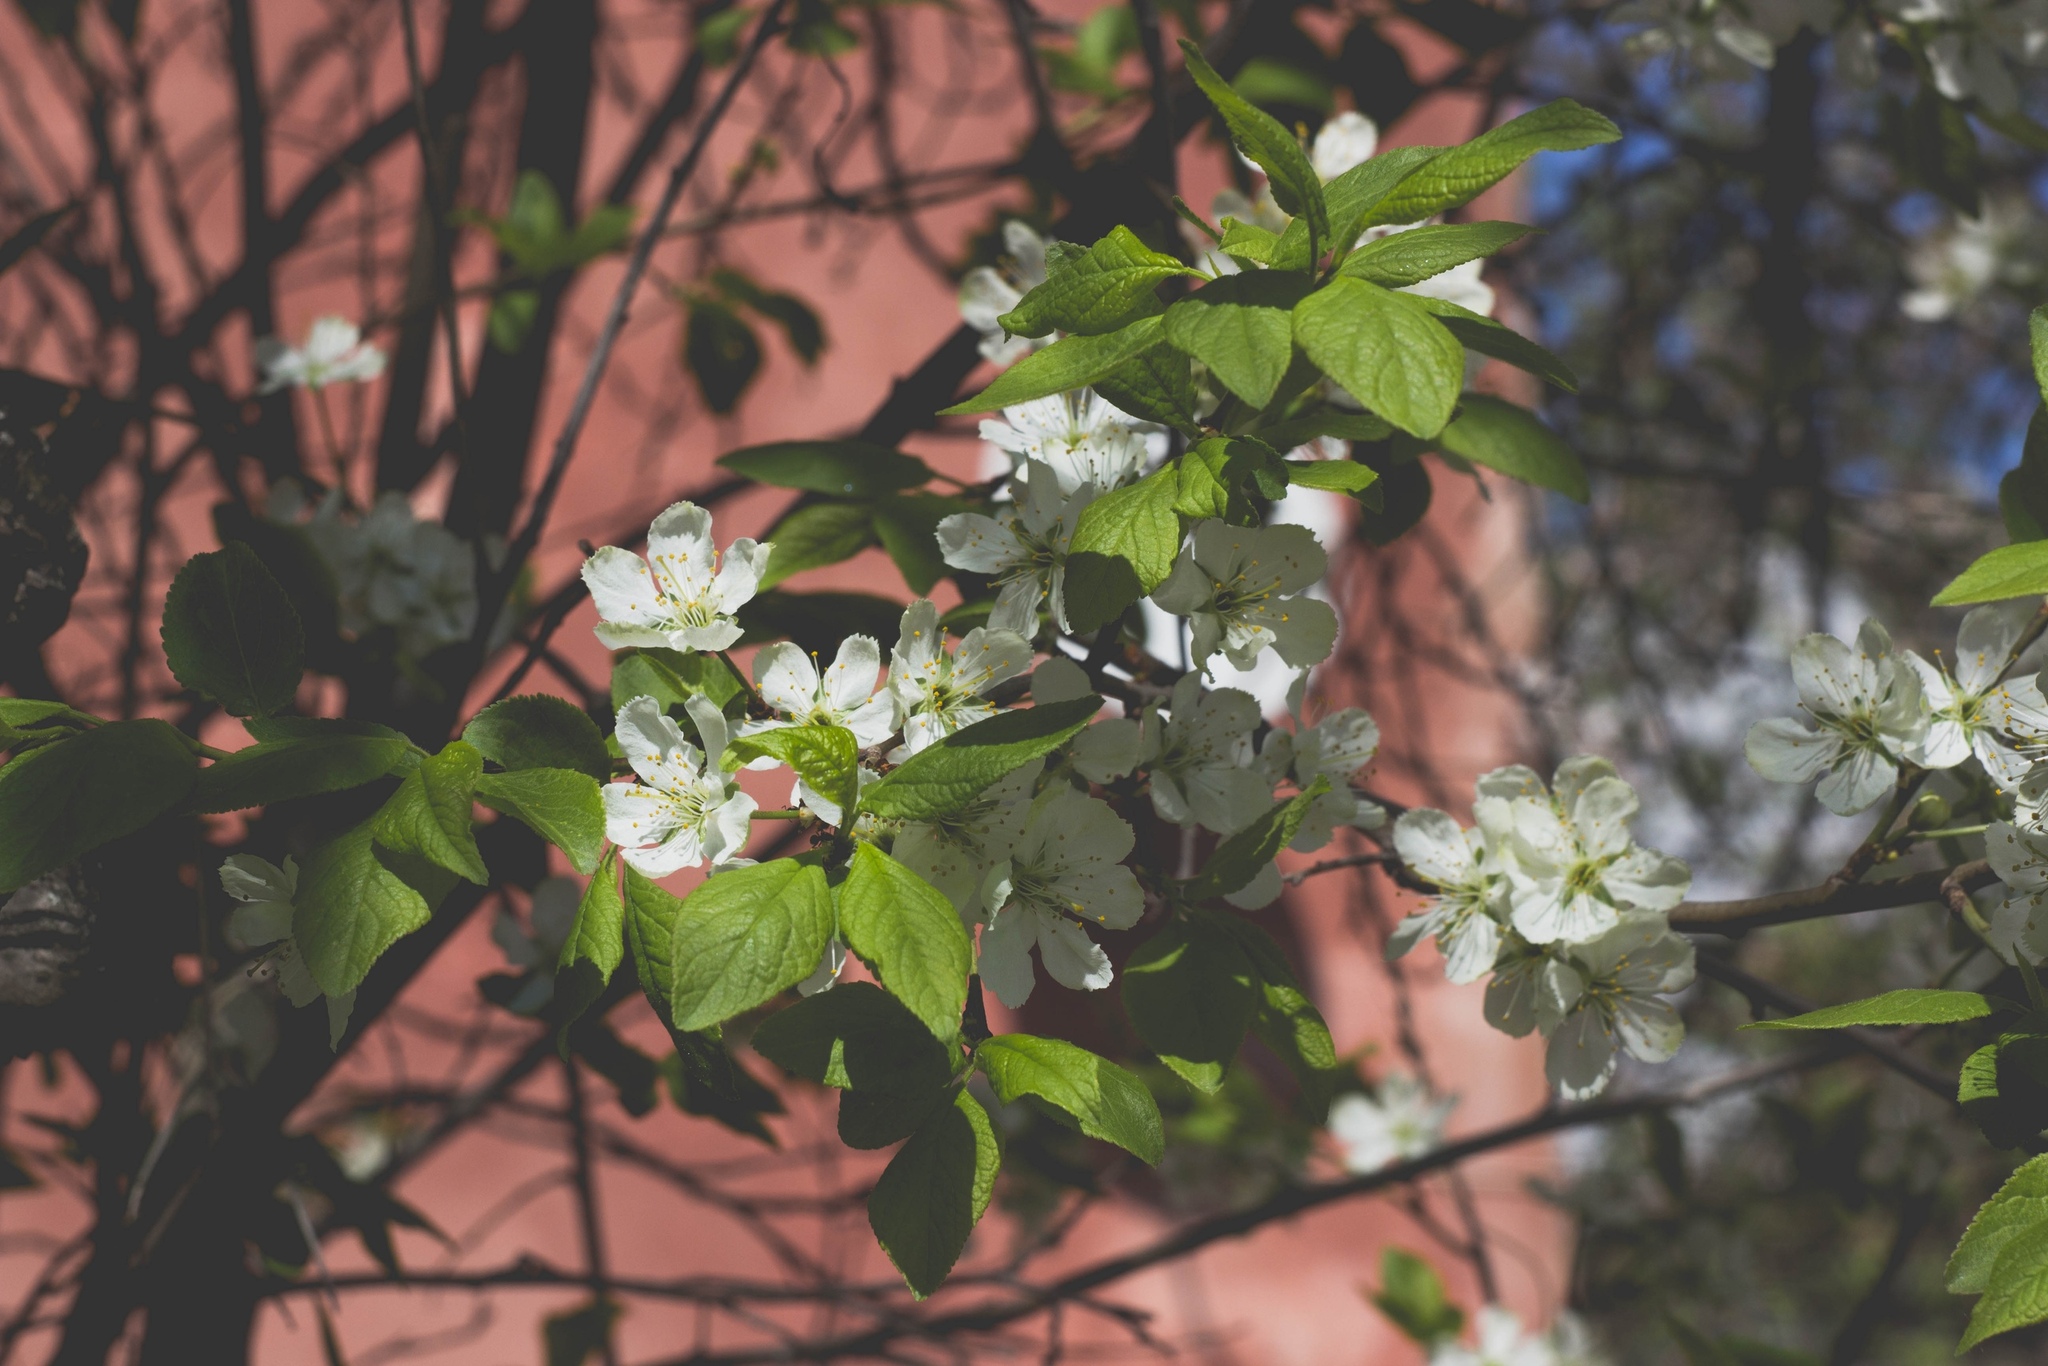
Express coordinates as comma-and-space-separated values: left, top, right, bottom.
1339, 221, 1534, 288
1062, 465, 1184, 633
840, 1085, 950, 1149
1208, 914, 1340, 1100
1163, 273, 1308, 408
1179, 40, 1328, 250
1741, 988, 1992, 1031
1950, 1155, 2048, 1295
726, 725, 859, 821
1218, 218, 1294, 270
293, 822, 450, 996
868, 1090, 1001, 1298
0, 719, 197, 893
554, 853, 624, 1033
1180, 778, 1329, 902
976, 1033, 1163, 1163
1935, 541, 2048, 606
1315, 144, 1448, 252
760, 502, 877, 589
1174, 437, 1267, 523
623, 865, 684, 1024
1409, 297, 1578, 392
372, 741, 488, 885
1121, 914, 1259, 1093
718, 440, 933, 497
475, 767, 605, 875
861, 696, 1100, 821
838, 844, 973, 1041
611, 648, 743, 715
938, 315, 1166, 416
1284, 458, 1379, 494
667, 859, 834, 1031
159, 542, 305, 717
998, 226, 1197, 338
1256, 408, 1395, 450
684, 296, 762, 414
750, 981, 954, 1092
1093, 340, 1204, 434
1960, 1215, 2048, 1350
463, 695, 609, 781
2002, 410, 2048, 542
190, 732, 409, 814
1434, 394, 1588, 502
1364, 98, 1619, 228
2033, 306, 2048, 406
871, 494, 967, 595
1293, 278, 1464, 438
1370, 1248, 1465, 1345
0, 698, 94, 732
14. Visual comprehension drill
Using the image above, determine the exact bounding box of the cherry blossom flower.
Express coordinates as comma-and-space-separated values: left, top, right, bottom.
582, 501, 770, 654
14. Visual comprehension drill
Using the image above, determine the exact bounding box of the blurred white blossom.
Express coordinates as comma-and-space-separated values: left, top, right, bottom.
256, 316, 386, 393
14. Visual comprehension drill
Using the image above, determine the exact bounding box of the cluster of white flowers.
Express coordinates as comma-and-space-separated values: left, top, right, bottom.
1899, 192, 2041, 323
255, 316, 387, 393
1428, 1307, 1606, 1366
1604, 0, 1827, 76
1881, 0, 2048, 113
1389, 759, 1696, 1099
1328, 1074, 1454, 1172
269, 483, 480, 657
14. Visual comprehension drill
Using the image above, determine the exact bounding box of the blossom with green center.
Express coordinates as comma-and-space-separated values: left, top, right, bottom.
1539, 912, 1695, 1101
885, 597, 1034, 759
1327, 1073, 1453, 1173
1151, 520, 1338, 675
1903, 601, 2048, 788
1142, 673, 1272, 835
581, 501, 770, 654
980, 391, 1152, 495
1388, 808, 1509, 984
976, 786, 1143, 1008
1501, 757, 1691, 946
935, 459, 1093, 630
1744, 618, 1929, 815
602, 694, 757, 877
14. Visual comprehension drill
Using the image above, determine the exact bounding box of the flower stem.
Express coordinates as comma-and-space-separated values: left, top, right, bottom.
716, 650, 769, 715
1909, 823, 1990, 842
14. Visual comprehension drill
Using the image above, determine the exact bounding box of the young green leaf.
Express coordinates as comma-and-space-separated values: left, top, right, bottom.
1364, 98, 1620, 228
159, 542, 305, 717
998, 225, 1196, 338
2031, 305, 2048, 406
667, 859, 834, 1031
1255, 408, 1395, 450
726, 725, 859, 822
1370, 1248, 1465, 1345
1934, 542, 2048, 606
717, 440, 933, 497
1409, 297, 1578, 392
0, 719, 197, 893
1293, 278, 1464, 438
372, 741, 488, 885
1314, 144, 1447, 251
1958, 1216, 2048, 1350
623, 865, 685, 1024
1218, 218, 1295, 270
1949, 1154, 2048, 1295
1178, 40, 1328, 250
475, 767, 605, 875
976, 1033, 1164, 1163
463, 695, 610, 781
868, 1090, 1001, 1298
838, 844, 973, 1040
1162, 272, 1309, 408
1210, 914, 1340, 1101
1179, 778, 1329, 902
611, 648, 745, 715
760, 502, 877, 588
553, 852, 624, 1034
1284, 459, 1380, 495
1062, 465, 1184, 633
1121, 914, 1260, 1093
1339, 221, 1535, 288
2002, 410, 2048, 542
750, 981, 955, 1092
292, 822, 444, 997
861, 696, 1100, 821
189, 732, 410, 814
938, 315, 1166, 415
1741, 988, 1992, 1031
1093, 340, 1205, 434
1434, 394, 1589, 502
1174, 437, 1270, 523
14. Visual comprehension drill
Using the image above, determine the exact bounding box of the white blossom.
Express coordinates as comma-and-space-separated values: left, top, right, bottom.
1261, 685, 1385, 848
894, 761, 1041, 915
1883, 0, 2048, 114
1500, 757, 1693, 946
886, 599, 1035, 759
1388, 809, 1509, 984
1143, 673, 1273, 834
1744, 619, 1929, 815
1430, 1307, 1605, 1366
602, 695, 757, 877
1900, 192, 2041, 321
1032, 657, 1143, 783
982, 392, 1153, 495
255, 316, 386, 393
937, 460, 1094, 630
977, 786, 1143, 1008
1152, 520, 1337, 675
1905, 601, 2048, 786
271, 486, 478, 656
799, 938, 849, 996
1606, 0, 1784, 76
1541, 913, 1696, 1100
220, 854, 354, 1048
582, 501, 770, 654
1327, 1074, 1452, 1172
1987, 818, 2048, 963
746, 635, 898, 748
1311, 111, 1380, 181
960, 220, 1052, 366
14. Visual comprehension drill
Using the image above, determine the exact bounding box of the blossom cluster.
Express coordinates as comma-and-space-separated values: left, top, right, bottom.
268, 483, 481, 658
1388, 760, 1696, 1099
